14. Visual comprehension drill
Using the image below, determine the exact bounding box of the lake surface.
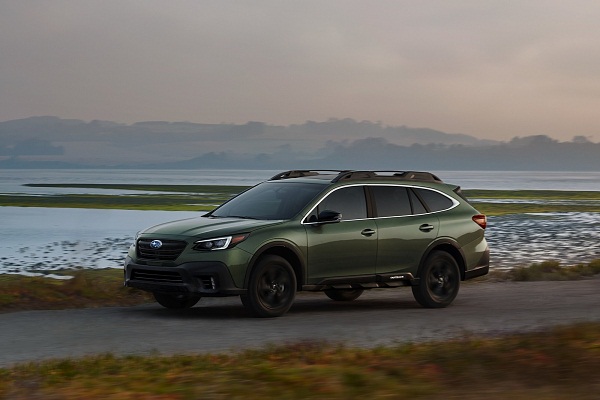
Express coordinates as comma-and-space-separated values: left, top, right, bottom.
1, 169, 599, 276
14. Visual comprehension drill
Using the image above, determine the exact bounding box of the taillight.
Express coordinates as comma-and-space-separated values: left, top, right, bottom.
472, 214, 487, 229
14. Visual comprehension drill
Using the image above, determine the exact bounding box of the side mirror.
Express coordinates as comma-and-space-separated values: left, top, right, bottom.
315, 209, 342, 225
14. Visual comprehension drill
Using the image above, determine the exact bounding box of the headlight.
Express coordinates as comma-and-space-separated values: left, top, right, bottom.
193, 234, 248, 251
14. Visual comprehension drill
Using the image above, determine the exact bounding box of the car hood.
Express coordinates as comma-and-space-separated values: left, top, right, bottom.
141, 216, 284, 238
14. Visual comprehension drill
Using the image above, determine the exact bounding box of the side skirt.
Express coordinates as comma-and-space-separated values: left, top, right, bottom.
302, 272, 419, 292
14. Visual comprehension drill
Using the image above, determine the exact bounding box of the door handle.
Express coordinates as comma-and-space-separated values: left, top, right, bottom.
419, 224, 435, 232
361, 228, 376, 237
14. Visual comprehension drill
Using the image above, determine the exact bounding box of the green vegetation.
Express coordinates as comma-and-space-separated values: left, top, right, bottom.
23, 183, 248, 194
0, 184, 248, 211
485, 259, 600, 281
1, 185, 599, 215
506, 259, 600, 281
469, 201, 600, 216
463, 189, 600, 200
0, 269, 151, 313
462, 189, 600, 216
2, 322, 600, 399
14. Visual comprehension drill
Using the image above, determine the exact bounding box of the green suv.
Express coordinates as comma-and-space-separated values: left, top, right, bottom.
124, 170, 489, 317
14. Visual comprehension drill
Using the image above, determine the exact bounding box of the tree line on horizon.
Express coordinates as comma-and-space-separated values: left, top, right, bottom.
0, 116, 598, 170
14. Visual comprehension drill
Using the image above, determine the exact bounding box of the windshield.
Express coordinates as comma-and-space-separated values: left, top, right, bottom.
210, 181, 327, 220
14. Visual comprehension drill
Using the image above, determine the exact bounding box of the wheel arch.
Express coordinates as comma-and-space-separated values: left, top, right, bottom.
244, 241, 305, 291
419, 239, 467, 280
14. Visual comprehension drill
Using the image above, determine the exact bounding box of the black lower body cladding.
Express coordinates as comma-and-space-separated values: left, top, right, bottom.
124, 257, 245, 296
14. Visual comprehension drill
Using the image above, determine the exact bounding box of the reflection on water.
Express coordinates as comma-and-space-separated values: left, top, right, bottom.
487, 212, 600, 268
0, 207, 197, 275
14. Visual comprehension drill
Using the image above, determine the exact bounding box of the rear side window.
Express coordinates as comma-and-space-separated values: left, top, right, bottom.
413, 188, 454, 212
372, 186, 411, 217
409, 189, 427, 214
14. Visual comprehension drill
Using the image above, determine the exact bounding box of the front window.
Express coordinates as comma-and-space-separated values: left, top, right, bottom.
309, 186, 367, 221
209, 182, 327, 220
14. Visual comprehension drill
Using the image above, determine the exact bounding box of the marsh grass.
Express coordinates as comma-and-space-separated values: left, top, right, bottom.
508, 259, 600, 281
1, 323, 600, 399
2, 185, 599, 215
462, 189, 600, 215
0, 184, 248, 211
0, 269, 152, 313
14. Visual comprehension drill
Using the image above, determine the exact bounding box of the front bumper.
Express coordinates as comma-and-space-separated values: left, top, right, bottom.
124, 256, 246, 296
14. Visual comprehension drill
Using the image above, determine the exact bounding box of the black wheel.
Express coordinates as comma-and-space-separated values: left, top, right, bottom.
412, 251, 460, 308
242, 255, 296, 317
153, 292, 201, 309
324, 288, 364, 301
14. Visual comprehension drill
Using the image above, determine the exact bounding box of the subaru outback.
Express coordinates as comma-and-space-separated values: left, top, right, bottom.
124, 170, 489, 317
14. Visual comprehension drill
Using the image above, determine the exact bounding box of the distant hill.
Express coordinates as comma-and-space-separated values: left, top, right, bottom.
0, 116, 598, 170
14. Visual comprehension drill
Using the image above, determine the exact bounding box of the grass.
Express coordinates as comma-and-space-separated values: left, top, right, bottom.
1, 185, 599, 215
503, 259, 600, 281
0, 184, 248, 211
462, 189, 600, 216
0, 269, 152, 313
1, 322, 600, 399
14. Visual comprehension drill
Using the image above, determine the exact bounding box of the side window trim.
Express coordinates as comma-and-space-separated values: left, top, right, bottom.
302, 184, 369, 224
302, 183, 459, 224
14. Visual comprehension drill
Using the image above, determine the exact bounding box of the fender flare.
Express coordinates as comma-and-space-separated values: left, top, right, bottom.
243, 240, 306, 289
418, 238, 467, 279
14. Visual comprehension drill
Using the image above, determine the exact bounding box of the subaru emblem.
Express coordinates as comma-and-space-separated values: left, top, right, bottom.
150, 240, 163, 249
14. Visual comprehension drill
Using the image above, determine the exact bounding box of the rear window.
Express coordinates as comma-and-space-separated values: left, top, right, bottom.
413, 188, 455, 212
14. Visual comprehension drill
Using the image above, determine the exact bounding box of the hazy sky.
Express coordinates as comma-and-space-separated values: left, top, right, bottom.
1, 1, 599, 141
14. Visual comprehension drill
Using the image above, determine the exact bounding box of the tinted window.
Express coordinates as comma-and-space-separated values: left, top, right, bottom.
316, 186, 367, 221
211, 182, 326, 220
372, 186, 411, 217
409, 189, 427, 214
413, 188, 454, 212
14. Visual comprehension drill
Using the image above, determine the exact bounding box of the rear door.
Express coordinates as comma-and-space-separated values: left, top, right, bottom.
371, 185, 439, 274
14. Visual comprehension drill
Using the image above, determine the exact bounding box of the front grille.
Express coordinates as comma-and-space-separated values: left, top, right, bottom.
131, 269, 184, 284
137, 239, 187, 261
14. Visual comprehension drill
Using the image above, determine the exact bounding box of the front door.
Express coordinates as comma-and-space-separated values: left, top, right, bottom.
304, 186, 377, 282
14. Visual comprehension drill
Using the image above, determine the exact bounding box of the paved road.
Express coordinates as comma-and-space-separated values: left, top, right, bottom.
1, 278, 599, 366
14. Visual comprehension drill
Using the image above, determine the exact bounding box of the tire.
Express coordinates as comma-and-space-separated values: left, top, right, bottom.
412, 251, 460, 308
242, 255, 297, 317
324, 288, 364, 301
153, 292, 201, 309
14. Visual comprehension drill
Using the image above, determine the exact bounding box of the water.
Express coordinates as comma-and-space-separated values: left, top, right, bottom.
1, 169, 599, 276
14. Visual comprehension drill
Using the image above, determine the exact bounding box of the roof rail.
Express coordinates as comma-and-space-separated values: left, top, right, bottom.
269, 170, 344, 180
332, 170, 443, 183
270, 170, 443, 183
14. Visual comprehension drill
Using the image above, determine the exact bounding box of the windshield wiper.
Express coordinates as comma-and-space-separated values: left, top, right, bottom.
225, 215, 259, 220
